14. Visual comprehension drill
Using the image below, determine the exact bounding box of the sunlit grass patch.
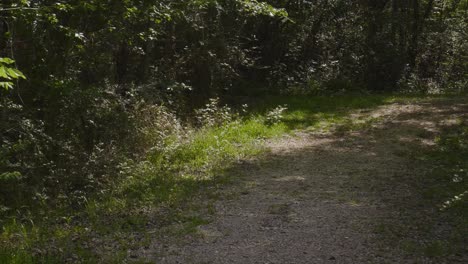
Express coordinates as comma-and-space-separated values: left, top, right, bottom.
260, 94, 463, 132
113, 117, 286, 206
258, 94, 399, 131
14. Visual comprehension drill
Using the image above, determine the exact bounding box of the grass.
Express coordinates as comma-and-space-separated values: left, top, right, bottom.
424, 120, 468, 211
0, 249, 61, 264
256, 95, 384, 130
367, 100, 467, 259
0, 93, 464, 262
0, 114, 288, 262
113, 118, 287, 206
256, 94, 444, 131
418, 119, 468, 256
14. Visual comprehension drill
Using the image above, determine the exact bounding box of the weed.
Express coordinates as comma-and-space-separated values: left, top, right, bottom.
265, 105, 288, 125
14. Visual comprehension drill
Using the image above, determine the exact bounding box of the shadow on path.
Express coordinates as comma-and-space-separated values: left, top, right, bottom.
150, 97, 467, 264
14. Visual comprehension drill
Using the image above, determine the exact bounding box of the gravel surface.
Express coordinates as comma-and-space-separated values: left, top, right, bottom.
142, 98, 468, 264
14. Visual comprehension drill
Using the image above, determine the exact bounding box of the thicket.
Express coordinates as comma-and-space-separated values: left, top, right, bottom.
0, 0, 467, 258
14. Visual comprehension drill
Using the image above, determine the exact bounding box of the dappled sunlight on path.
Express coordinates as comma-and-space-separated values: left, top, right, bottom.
145, 98, 467, 263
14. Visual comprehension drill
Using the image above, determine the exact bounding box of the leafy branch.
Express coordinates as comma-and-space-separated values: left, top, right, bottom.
0, 57, 26, 90
0, 7, 38, 12
240, 0, 290, 20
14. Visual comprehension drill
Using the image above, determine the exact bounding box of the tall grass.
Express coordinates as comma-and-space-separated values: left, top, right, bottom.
110, 117, 286, 208
0, 102, 288, 262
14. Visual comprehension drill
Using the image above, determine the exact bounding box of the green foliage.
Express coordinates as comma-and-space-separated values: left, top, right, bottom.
117, 115, 284, 205
265, 105, 288, 125
194, 97, 235, 127
397, 117, 468, 258
239, 0, 289, 19
425, 121, 468, 213
1, 93, 463, 261
0, 58, 26, 90
0, 95, 287, 261
260, 94, 394, 130
0, 171, 22, 181
0, 248, 60, 264
0, 0, 466, 260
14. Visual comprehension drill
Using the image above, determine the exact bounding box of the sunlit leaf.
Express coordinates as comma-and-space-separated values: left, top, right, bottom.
0, 81, 14, 90
0, 67, 11, 80
0, 58, 15, 64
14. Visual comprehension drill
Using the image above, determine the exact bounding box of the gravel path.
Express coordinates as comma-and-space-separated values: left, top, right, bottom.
146, 98, 467, 264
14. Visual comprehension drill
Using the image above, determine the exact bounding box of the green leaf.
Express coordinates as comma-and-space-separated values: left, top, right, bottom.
240, 0, 289, 19
0, 81, 14, 90
7, 68, 26, 79
0, 57, 15, 64
0, 171, 22, 181
14, 68, 26, 79
0, 66, 11, 80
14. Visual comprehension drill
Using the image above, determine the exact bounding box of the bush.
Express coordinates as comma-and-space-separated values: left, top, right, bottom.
194, 98, 235, 127
265, 105, 288, 125
0, 86, 135, 213
133, 103, 183, 156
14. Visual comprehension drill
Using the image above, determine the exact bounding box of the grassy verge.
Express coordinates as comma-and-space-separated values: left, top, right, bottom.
358, 95, 467, 259
0, 93, 462, 262
387, 119, 468, 259
0, 113, 288, 262
257, 94, 443, 130
423, 120, 468, 213
416, 119, 468, 256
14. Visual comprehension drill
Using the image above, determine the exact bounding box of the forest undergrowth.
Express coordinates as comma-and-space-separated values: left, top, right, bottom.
1, 93, 466, 262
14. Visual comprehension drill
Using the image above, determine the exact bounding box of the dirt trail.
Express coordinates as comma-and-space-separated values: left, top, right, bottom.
148, 98, 467, 263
